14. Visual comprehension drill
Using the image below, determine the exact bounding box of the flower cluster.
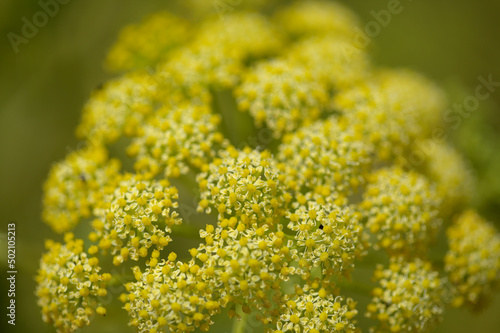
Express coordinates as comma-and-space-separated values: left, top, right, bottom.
76, 71, 160, 144
334, 70, 446, 160
128, 104, 228, 178
276, 285, 358, 333
361, 167, 442, 256
273, 0, 360, 39
124, 258, 221, 332
105, 11, 191, 73
197, 147, 290, 223
411, 140, 475, 215
367, 258, 447, 333
90, 174, 181, 265
445, 210, 500, 311
235, 59, 328, 137
36, 234, 111, 332
42, 144, 121, 233
277, 117, 372, 204
286, 35, 369, 90
37, 1, 499, 332
286, 201, 367, 281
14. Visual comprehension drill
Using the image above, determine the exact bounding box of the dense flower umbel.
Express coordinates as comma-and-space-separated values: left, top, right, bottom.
90, 174, 181, 265
128, 104, 228, 178
287, 201, 367, 281
37, 1, 498, 332
410, 140, 475, 216
445, 210, 500, 311
197, 147, 290, 223
236, 59, 328, 137
367, 258, 447, 333
334, 70, 446, 161
276, 285, 358, 333
36, 234, 110, 332
277, 117, 372, 204
76, 71, 161, 144
125, 258, 221, 332
361, 167, 442, 256
42, 145, 121, 233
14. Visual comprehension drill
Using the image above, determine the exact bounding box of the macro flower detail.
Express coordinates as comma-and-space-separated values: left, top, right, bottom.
367, 258, 447, 333
287, 201, 367, 281
361, 167, 442, 256
76, 71, 160, 144
445, 210, 500, 311
277, 117, 372, 204
35, 234, 110, 332
35, 1, 500, 332
235, 59, 328, 137
196, 221, 292, 325
411, 140, 475, 215
334, 70, 446, 160
90, 174, 181, 265
42, 144, 121, 233
276, 285, 358, 333
197, 147, 290, 223
125, 259, 221, 332
105, 11, 191, 73
128, 104, 228, 178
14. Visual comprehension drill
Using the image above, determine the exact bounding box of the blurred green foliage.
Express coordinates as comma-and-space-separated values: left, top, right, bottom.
1, 0, 499, 332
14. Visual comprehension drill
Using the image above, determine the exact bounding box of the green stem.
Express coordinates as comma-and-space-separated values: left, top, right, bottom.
232, 311, 248, 333
336, 279, 374, 296
170, 224, 201, 240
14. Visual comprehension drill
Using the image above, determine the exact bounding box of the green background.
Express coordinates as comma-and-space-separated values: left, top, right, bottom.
1, 0, 500, 332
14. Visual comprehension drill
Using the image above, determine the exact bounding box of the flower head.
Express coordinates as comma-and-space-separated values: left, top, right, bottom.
197, 147, 290, 224
445, 210, 500, 311
105, 11, 191, 72
236, 59, 328, 137
125, 259, 220, 332
42, 144, 121, 233
334, 70, 446, 160
36, 234, 110, 332
90, 174, 181, 265
361, 167, 442, 256
277, 117, 372, 204
76, 71, 161, 144
128, 104, 228, 178
367, 258, 447, 333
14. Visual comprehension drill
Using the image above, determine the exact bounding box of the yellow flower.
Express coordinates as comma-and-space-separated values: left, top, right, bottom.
334, 69, 446, 160
76, 71, 160, 144
105, 11, 191, 72
125, 259, 220, 332
273, 0, 361, 39
129, 104, 228, 178
361, 167, 442, 256
197, 147, 290, 223
35, 234, 109, 332
42, 144, 121, 233
367, 257, 447, 333
236, 59, 328, 137
445, 210, 500, 311
91, 174, 181, 264
277, 116, 372, 202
